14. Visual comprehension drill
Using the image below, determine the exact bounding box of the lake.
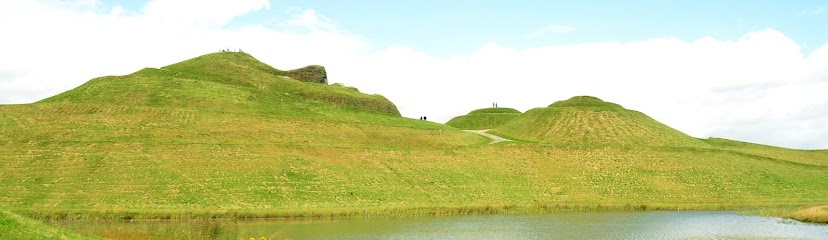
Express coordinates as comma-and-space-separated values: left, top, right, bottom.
59, 211, 828, 239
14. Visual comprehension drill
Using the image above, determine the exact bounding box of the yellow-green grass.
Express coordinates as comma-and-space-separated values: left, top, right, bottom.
787, 205, 828, 223
446, 107, 521, 130
0, 53, 827, 223
2, 136, 827, 220
0, 210, 99, 240
491, 96, 709, 148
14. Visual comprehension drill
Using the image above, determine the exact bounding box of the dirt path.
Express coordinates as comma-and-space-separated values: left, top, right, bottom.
464, 129, 513, 144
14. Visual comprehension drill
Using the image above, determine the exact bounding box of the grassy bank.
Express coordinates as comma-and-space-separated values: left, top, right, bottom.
0, 210, 99, 240
14, 203, 822, 222
787, 205, 828, 223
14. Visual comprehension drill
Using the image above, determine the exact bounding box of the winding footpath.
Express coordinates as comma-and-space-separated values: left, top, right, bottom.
463, 129, 513, 144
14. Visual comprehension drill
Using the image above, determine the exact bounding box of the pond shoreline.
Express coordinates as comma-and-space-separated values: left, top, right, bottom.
11, 202, 821, 222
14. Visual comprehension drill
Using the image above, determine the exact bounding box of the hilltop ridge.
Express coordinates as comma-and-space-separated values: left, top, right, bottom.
548, 96, 625, 109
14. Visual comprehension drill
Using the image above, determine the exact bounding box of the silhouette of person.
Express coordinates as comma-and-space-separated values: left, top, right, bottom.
419, 116, 423, 120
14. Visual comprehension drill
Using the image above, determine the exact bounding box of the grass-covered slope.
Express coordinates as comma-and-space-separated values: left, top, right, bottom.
446, 107, 521, 130
492, 96, 709, 148
703, 138, 828, 167
0, 210, 98, 240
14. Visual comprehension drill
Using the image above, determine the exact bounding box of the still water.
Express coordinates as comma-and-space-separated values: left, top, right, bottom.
61, 211, 828, 240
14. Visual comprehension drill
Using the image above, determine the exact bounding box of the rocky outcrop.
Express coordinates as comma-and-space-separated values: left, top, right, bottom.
285, 65, 328, 84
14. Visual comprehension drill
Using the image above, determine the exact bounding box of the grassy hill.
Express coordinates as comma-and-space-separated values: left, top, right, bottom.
491, 96, 709, 148
0, 52, 827, 234
446, 107, 521, 130
39, 52, 398, 116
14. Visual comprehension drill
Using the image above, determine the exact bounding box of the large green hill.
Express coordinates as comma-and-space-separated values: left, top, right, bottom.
39, 52, 398, 116
0, 52, 827, 228
445, 107, 521, 130
492, 96, 709, 148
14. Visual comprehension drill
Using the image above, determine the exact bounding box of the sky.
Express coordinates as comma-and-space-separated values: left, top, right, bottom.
1, 0, 828, 149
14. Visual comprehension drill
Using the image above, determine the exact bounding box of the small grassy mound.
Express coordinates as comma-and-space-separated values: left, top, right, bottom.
492, 96, 709, 148
446, 107, 521, 130
788, 205, 828, 223
0, 210, 98, 240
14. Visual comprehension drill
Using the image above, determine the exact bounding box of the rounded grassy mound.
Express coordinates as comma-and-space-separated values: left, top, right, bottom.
446, 107, 521, 130
491, 96, 709, 148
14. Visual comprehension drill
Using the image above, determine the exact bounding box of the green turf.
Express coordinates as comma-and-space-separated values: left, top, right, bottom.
0, 52, 826, 227
0, 210, 98, 240
446, 107, 521, 130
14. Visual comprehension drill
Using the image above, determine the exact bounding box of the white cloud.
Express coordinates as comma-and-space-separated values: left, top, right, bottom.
1, 1, 827, 149
141, 0, 270, 28
280, 9, 337, 32
0, 0, 350, 104
528, 24, 576, 38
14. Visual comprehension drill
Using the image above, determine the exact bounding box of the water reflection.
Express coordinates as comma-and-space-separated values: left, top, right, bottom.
60, 211, 828, 240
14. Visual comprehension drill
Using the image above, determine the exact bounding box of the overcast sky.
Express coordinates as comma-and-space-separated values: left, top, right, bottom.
2, 0, 827, 149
